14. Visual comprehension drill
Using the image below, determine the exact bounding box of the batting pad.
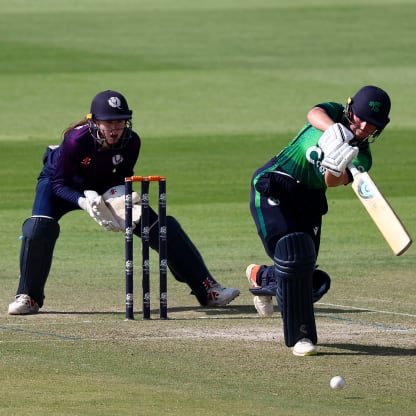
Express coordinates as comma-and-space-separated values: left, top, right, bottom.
18, 216, 60, 306
274, 232, 317, 347
312, 269, 331, 303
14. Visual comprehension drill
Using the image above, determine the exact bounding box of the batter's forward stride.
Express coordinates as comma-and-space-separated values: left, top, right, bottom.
247, 85, 396, 357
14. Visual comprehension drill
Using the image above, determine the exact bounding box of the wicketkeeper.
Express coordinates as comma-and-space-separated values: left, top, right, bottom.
247, 86, 391, 356
8, 90, 239, 315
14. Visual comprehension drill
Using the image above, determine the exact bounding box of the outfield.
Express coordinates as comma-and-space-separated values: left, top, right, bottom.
1, 1, 415, 415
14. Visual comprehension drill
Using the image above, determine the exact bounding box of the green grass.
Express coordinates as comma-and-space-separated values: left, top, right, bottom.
1, 1, 416, 415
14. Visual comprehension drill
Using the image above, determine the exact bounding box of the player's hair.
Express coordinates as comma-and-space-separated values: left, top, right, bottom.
63, 119, 88, 136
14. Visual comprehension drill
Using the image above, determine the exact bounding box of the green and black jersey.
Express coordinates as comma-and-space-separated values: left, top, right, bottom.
275, 102, 372, 190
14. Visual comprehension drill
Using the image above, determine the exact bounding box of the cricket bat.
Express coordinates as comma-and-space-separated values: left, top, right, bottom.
348, 163, 412, 256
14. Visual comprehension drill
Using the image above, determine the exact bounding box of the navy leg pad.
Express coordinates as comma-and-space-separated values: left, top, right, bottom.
312, 269, 331, 303
274, 232, 317, 347
249, 287, 276, 296
18, 216, 60, 307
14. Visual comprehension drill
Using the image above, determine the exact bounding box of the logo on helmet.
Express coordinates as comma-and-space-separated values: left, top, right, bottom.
369, 101, 381, 113
108, 97, 122, 109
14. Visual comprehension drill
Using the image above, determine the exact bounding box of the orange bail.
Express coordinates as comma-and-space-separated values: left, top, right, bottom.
125, 175, 166, 182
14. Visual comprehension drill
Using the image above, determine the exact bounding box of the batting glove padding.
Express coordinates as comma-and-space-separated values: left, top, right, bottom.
318, 123, 357, 177
321, 143, 359, 177
79, 191, 124, 232
78, 195, 95, 217
318, 123, 354, 153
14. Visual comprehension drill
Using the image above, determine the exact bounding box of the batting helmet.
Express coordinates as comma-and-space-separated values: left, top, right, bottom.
348, 85, 391, 131
87, 90, 133, 149
88, 90, 132, 121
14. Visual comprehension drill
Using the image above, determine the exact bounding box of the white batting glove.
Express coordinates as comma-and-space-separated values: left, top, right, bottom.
103, 186, 142, 229
318, 123, 354, 155
79, 191, 123, 232
78, 196, 95, 218
321, 143, 359, 177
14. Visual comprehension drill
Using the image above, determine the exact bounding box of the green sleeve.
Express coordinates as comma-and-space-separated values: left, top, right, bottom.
353, 147, 372, 172
314, 102, 345, 122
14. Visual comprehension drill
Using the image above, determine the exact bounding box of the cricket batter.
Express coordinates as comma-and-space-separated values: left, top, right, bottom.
247, 86, 391, 356
8, 90, 239, 315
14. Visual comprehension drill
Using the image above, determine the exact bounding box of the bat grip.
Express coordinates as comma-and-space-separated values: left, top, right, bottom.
347, 162, 359, 177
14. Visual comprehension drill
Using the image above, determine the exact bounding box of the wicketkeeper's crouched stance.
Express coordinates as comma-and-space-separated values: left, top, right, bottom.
8, 90, 239, 315
247, 86, 391, 356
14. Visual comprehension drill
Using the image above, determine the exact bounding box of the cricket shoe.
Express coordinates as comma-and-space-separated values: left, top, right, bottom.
292, 338, 317, 357
8, 294, 39, 315
246, 264, 274, 318
206, 284, 240, 307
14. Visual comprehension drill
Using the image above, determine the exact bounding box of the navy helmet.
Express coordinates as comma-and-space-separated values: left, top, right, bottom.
87, 90, 133, 149
342, 85, 391, 144
88, 90, 132, 121
348, 85, 391, 131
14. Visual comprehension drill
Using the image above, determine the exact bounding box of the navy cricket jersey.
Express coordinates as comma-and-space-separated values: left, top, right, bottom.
43, 125, 141, 206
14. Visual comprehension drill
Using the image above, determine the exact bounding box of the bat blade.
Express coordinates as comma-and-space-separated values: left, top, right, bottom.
348, 164, 412, 256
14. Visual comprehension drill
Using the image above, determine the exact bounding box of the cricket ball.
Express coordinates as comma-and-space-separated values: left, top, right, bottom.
330, 376, 346, 390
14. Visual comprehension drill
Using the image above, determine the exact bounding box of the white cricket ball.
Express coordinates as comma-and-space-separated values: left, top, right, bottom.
330, 376, 346, 390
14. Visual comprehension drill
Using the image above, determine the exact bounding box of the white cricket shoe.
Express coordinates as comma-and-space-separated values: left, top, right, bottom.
246, 264, 274, 317
207, 284, 240, 307
8, 294, 39, 315
292, 338, 317, 357
253, 295, 274, 318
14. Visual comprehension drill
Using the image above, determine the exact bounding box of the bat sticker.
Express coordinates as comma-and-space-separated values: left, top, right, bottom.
357, 179, 376, 199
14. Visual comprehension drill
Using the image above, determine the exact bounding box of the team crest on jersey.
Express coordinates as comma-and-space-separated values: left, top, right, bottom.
306, 146, 322, 165
306, 146, 326, 174
112, 154, 123, 165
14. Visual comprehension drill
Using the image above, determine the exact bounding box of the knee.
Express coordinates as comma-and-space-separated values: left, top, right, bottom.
147, 215, 181, 249
22, 216, 60, 241
274, 232, 316, 273
166, 216, 181, 238
274, 232, 316, 304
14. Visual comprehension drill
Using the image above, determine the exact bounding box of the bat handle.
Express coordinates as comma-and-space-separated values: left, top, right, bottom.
347, 162, 359, 177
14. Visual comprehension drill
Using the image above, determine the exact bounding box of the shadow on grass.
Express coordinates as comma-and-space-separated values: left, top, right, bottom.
315, 307, 371, 314
320, 343, 416, 357
39, 305, 369, 316
39, 304, 259, 317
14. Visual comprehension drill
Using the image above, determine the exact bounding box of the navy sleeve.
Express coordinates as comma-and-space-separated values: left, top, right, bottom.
51, 126, 141, 205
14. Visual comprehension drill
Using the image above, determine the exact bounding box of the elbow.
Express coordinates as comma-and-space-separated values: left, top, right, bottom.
307, 107, 319, 124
